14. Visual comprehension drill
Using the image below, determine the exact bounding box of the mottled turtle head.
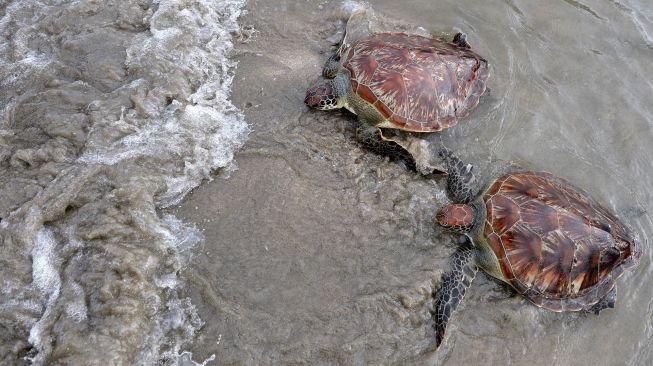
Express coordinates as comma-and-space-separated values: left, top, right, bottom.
304, 80, 342, 110
435, 204, 475, 233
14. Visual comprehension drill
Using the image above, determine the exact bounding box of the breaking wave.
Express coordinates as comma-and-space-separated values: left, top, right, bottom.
0, 0, 248, 364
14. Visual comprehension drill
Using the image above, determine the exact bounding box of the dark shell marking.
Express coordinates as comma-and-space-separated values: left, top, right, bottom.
482, 172, 642, 311
343, 33, 489, 132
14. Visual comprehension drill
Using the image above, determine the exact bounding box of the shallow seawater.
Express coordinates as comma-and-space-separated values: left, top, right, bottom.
1, 0, 652, 365
170, 0, 653, 365
0, 0, 248, 365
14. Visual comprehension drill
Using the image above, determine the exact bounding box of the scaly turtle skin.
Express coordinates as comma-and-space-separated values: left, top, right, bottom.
431, 149, 642, 350
305, 32, 489, 132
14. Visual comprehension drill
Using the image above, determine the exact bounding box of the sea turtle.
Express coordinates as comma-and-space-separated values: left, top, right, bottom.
432, 149, 642, 349
304, 31, 489, 174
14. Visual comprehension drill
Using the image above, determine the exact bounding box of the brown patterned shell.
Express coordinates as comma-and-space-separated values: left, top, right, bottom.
482, 171, 642, 311
343, 32, 489, 132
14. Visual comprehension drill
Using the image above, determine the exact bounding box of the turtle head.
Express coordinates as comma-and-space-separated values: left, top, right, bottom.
435, 204, 475, 233
305, 79, 344, 111
305, 71, 350, 110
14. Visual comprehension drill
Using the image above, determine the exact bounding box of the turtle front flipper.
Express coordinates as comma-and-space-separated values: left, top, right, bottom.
433, 247, 479, 350
322, 54, 342, 79
438, 148, 477, 203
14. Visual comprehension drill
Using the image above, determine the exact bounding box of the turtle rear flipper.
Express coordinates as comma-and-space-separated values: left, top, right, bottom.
355, 126, 447, 175
586, 287, 617, 315
452, 32, 471, 48
355, 126, 416, 171
433, 247, 479, 350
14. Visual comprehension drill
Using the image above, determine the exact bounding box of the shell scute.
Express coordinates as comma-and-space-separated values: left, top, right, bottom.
404, 119, 424, 131
372, 46, 412, 72
373, 100, 393, 119
345, 54, 377, 84
519, 199, 558, 236
369, 68, 408, 117
558, 211, 590, 242
357, 84, 378, 105
403, 63, 440, 124
390, 114, 408, 128
486, 231, 503, 256
537, 230, 575, 294
502, 223, 543, 288
487, 194, 520, 235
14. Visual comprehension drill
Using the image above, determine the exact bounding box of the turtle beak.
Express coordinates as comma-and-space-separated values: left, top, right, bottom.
304, 88, 320, 108
304, 94, 316, 107
434, 209, 446, 224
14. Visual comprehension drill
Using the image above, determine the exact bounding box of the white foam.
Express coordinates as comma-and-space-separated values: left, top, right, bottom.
30, 229, 60, 297
153, 215, 202, 290
64, 282, 87, 322
175, 352, 216, 366
78, 0, 249, 207
27, 228, 62, 364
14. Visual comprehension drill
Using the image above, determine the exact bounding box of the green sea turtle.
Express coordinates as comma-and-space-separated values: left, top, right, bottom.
304, 31, 489, 174
432, 149, 642, 349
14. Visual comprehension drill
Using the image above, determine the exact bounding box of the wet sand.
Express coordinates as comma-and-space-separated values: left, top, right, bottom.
170, 1, 652, 365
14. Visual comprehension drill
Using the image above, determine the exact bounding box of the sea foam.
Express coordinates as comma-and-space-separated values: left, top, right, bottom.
0, 0, 248, 364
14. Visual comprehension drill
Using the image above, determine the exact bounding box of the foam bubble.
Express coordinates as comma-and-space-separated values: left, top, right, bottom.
30, 229, 61, 295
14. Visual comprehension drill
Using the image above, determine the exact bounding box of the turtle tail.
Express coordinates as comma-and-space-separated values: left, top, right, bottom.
433, 247, 479, 350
